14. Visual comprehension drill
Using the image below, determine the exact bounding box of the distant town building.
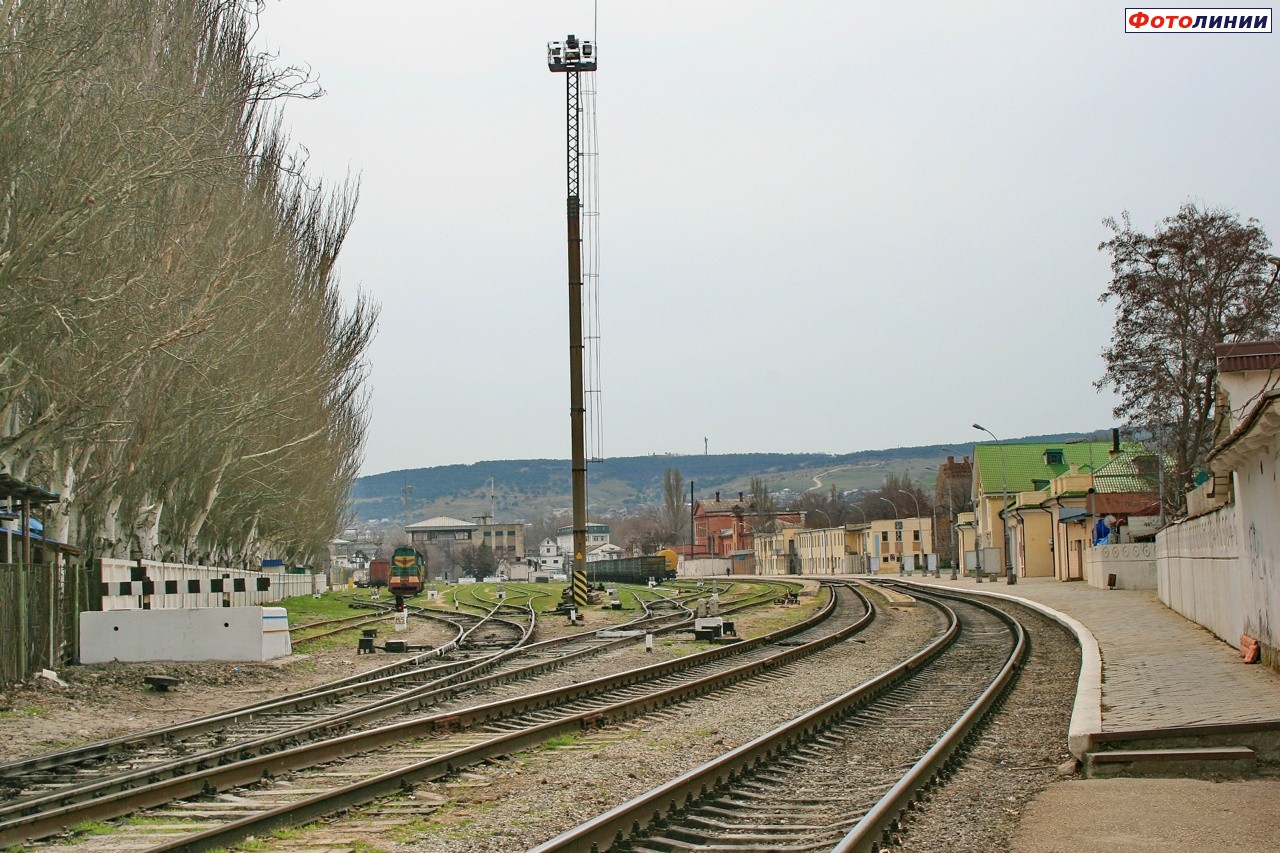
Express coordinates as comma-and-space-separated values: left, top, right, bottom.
693, 491, 802, 558
555, 523, 610, 556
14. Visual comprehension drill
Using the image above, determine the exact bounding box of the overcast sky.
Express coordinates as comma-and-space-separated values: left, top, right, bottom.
251, 2, 1280, 477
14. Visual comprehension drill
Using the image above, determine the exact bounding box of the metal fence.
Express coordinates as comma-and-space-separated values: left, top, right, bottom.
0, 561, 97, 686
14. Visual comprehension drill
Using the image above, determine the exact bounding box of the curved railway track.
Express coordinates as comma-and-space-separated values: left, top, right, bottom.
3, 581, 848, 850
0, 580, 800, 847
533, 585, 1027, 853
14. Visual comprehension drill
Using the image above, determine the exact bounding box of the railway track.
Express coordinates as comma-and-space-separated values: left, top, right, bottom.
533, 585, 1027, 853
4, 581, 852, 850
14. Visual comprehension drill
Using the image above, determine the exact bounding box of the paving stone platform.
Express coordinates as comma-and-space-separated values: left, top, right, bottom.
872, 573, 1280, 736
836, 572, 1280, 852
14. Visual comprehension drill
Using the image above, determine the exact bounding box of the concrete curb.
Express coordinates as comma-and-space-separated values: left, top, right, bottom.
886, 577, 1102, 761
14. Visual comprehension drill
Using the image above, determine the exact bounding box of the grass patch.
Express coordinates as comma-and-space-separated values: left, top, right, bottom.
278, 590, 375, 623
0, 707, 48, 721
121, 816, 201, 828
659, 640, 704, 657
390, 819, 437, 843
67, 821, 116, 839
540, 732, 583, 749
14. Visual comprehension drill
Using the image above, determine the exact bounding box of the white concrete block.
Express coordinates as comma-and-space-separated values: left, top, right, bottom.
79, 606, 292, 663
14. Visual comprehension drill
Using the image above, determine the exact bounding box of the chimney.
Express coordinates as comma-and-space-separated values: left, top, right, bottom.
715, 491, 720, 501
946, 456, 955, 464
1110, 428, 1121, 459
739, 491, 744, 501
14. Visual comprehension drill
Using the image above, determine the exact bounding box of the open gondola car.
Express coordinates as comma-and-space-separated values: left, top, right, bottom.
586, 554, 676, 587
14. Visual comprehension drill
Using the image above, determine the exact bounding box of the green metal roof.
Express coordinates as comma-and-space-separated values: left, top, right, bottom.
1092, 451, 1164, 494
972, 441, 1113, 495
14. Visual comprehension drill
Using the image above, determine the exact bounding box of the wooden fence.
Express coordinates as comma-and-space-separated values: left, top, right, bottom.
0, 560, 98, 686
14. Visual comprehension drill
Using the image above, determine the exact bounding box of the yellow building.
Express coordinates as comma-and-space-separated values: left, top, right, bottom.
861, 517, 933, 574
794, 526, 848, 574
753, 526, 803, 575
971, 441, 1112, 580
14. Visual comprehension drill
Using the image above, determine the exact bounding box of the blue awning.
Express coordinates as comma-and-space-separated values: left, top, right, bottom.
1058, 508, 1089, 523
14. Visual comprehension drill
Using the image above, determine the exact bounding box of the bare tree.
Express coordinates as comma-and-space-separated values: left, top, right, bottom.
0, 0, 376, 568
660, 466, 686, 543
1098, 204, 1280, 511
747, 475, 777, 535
792, 486, 853, 527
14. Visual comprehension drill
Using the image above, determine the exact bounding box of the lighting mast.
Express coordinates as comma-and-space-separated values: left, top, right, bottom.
548, 34, 596, 608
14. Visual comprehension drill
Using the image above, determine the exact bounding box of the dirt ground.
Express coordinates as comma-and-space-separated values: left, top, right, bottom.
0, 611, 452, 762
0, 655, 408, 761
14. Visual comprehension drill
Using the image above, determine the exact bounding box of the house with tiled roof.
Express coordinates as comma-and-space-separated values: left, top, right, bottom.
973, 431, 1162, 583
971, 440, 1113, 580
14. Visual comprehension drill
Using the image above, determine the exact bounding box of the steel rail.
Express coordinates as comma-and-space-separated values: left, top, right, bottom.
138, 583, 868, 853
832, 585, 1027, 853
0, 581, 780, 792
0, 584, 856, 847
0, 602, 533, 824
0, 606, 486, 782
529, 586, 1025, 853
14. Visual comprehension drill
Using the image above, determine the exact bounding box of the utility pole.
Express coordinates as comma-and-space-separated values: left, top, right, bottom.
548, 35, 596, 608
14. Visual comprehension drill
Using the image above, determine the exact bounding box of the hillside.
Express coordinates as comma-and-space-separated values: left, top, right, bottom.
350, 432, 1102, 525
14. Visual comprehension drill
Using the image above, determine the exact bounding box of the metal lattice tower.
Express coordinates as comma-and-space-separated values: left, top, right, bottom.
548, 34, 597, 606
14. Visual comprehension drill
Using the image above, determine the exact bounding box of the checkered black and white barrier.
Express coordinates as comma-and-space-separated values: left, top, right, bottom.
98, 558, 327, 611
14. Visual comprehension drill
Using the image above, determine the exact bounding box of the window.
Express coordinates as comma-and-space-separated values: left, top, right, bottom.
1045, 449, 1064, 465
881, 532, 889, 542
913, 530, 920, 541
895, 531, 902, 541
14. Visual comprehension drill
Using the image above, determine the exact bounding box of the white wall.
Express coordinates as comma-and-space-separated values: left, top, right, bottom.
1157, 504, 1246, 649
679, 557, 731, 577
1084, 542, 1158, 590
80, 606, 291, 663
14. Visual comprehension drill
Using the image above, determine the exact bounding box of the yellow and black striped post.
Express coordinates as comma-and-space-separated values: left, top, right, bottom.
572, 568, 589, 607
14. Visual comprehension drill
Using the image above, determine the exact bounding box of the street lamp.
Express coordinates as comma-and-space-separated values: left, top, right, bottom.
973, 423, 1013, 585
896, 489, 927, 576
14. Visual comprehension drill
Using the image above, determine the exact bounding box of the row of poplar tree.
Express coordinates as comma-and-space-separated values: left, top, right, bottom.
0, 1, 377, 567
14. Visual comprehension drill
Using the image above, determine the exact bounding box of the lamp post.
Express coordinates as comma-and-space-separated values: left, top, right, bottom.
973, 423, 1013, 585
877, 497, 902, 574
896, 489, 927, 576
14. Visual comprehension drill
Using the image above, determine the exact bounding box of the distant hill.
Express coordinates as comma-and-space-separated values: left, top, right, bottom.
350, 432, 1099, 525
